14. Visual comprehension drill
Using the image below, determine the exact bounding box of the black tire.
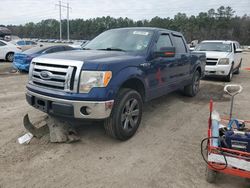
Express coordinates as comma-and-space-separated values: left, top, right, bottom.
234, 61, 241, 75
6, 52, 14, 62
205, 166, 217, 183
184, 70, 201, 97
104, 88, 143, 141
225, 64, 234, 82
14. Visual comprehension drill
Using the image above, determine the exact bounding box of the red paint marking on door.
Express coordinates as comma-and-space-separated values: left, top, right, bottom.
156, 68, 163, 84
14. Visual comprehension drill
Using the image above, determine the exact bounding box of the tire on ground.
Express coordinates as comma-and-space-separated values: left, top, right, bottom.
205, 166, 217, 183
104, 88, 143, 141
184, 70, 201, 97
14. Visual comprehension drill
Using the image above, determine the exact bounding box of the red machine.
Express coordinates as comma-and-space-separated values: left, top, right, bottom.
201, 85, 250, 183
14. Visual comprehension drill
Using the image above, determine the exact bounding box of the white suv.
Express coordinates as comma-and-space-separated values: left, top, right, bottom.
194, 40, 242, 82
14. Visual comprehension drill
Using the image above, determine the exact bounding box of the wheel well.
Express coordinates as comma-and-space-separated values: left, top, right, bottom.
120, 78, 145, 101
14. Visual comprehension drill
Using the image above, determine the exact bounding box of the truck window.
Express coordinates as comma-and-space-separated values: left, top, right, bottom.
156, 34, 172, 51
173, 35, 187, 53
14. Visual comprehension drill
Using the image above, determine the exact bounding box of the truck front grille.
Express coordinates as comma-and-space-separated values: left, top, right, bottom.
29, 59, 83, 92
206, 58, 218, 66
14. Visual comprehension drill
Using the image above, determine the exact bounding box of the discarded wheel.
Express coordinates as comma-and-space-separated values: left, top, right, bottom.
205, 166, 217, 183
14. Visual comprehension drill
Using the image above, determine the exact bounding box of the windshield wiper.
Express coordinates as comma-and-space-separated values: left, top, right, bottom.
97, 48, 126, 52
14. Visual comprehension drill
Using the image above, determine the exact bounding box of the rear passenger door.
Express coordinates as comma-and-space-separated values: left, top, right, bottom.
171, 34, 190, 82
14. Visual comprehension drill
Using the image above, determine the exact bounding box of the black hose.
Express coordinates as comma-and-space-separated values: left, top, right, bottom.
201, 137, 228, 171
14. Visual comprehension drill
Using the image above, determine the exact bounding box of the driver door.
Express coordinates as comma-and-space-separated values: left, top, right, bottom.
145, 32, 176, 99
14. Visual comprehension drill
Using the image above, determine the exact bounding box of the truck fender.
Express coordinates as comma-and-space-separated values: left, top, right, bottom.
110, 67, 147, 100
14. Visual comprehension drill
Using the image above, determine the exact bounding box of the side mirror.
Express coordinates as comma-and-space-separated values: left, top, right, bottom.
154, 47, 175, 58
235, 49, 243, 53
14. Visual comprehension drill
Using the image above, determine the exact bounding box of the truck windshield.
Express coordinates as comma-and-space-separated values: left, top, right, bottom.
195, 42, 232, 52
85, 29, 153, 52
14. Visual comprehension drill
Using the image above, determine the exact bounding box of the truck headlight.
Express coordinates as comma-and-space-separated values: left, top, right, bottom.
79, 71, 112, 93
218, 58, 229, 65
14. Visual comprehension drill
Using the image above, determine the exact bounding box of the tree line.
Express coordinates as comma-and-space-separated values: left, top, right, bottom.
4, 6, 250, 45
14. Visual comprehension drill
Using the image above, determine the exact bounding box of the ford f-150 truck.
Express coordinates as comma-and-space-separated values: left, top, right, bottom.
194, 40, 243, 82
26, 27, 206, 140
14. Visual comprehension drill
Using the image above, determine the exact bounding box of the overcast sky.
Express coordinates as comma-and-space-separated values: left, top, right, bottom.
1, 0, 250, 25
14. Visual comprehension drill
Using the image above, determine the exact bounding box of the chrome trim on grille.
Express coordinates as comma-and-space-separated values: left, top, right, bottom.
29, 57, 83, 93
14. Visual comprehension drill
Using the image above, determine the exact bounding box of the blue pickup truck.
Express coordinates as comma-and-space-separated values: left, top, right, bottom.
26, 27, 205, 140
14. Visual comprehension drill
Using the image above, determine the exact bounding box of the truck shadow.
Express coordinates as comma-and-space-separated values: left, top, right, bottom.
73, 81, 229, 141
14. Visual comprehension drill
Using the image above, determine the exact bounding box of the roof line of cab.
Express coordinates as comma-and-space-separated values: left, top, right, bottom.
108, 27, 183, 36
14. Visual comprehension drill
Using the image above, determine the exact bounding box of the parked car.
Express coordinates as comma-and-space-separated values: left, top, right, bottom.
13, 45, 75, 71
55, 40, 62, 43
26, 27, 206, 140
69, 40, 89, 49
194, 40, 242, 82
0, 39, 21, 62
11, 40, 38, 51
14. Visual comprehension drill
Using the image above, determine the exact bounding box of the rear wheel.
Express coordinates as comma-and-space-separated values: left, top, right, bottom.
104, 88, 143, 141
184, 70, 201, 97
6, 52, 14, 62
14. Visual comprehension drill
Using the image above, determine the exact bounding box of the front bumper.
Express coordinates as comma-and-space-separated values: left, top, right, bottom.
205, 65, 231, 76
26, 90, 114, 119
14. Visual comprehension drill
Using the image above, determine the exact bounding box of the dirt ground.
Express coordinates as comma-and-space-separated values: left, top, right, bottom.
1, 53, 250, 188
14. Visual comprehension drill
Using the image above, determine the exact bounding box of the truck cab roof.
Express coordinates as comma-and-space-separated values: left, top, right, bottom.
108, 27, 183, 36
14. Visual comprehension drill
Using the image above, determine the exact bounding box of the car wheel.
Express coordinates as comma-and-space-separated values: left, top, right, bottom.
6, 52, 14, 62
225, 64, 234, 82
205, 166, 217, 183
184, 70, 201, 97
104, 88, 143, 141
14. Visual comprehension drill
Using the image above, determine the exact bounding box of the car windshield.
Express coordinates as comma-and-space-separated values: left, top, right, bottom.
195, 42, 232, 52
85, 29, 153, 52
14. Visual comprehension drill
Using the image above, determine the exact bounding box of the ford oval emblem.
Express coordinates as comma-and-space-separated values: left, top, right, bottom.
40, 71, 52, 79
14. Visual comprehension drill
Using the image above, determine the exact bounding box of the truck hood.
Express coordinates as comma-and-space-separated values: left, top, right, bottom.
34, 50, 145, 70
36, 49, 142, 62
198, 51, 231, 59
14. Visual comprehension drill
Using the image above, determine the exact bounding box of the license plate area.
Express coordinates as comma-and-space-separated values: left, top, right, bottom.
34, 98, 48, 112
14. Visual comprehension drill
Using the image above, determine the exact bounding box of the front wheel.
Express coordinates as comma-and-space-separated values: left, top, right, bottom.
184, 70, 201, 97
104, 88, 143, 141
